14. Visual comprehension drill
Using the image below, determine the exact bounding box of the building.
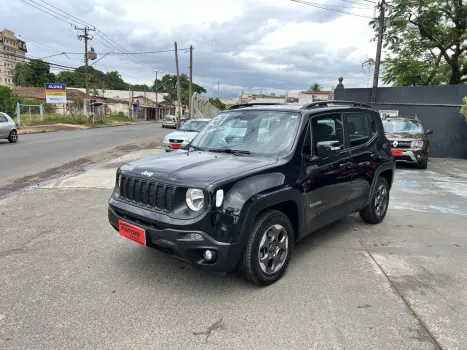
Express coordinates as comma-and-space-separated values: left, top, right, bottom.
0, 29, 27, 87
298, 90, 332, 104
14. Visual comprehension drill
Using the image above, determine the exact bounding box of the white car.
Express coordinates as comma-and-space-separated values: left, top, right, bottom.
162, 115, 186, 129
163, 118, 210, 151
0, 112, 18, 143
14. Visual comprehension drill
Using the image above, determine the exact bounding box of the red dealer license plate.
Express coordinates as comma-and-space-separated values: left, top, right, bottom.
119, 221, 146, 246
392, 150, 403, 157
171, 143, 182, 149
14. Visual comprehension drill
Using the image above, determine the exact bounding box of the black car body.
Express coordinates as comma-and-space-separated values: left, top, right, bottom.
382, 115, 433, 169
108, 101, 395, 286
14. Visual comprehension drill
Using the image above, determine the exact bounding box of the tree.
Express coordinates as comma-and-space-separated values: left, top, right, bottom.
152, 74, 206, 106
13, 59, 56, 87
0, 86, 16, 115
376, 0, 467, 86
461, 97, 467, 122
310, 83, 322, 91
131, 84, 151, 91
208, 97, 226, 111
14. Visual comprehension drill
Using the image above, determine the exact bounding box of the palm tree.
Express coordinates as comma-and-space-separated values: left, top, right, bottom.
310, 83, 322, 91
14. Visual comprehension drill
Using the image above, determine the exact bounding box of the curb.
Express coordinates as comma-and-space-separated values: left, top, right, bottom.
19, 121, 162, 135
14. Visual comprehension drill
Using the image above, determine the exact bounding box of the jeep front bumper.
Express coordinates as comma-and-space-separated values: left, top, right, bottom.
108, 205, 243, 273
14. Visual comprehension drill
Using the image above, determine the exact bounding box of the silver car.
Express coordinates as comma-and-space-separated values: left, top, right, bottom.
163, 118, 210, 151
0, 112, 18, 143
162, 115, 186, 129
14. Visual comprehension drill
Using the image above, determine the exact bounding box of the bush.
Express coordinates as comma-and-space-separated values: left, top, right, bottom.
0, 86, 16, 115
461, 97, 467, 123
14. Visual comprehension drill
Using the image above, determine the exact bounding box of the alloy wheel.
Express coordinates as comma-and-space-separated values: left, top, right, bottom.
374, 184, 388, 217
258, 224, 289, 274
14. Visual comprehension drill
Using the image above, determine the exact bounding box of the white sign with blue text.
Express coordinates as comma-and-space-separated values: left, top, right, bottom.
45, 83, 67, 104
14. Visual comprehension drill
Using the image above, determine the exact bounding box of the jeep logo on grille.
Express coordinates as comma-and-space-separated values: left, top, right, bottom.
141, 171, 154, 177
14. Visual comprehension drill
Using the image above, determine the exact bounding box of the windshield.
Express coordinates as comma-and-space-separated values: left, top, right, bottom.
189, 110, 301, 156
383, 119, 423, 133
179, 120, 209, 132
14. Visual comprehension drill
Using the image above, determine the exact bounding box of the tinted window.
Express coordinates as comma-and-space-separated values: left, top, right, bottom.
311, 114, 344, 153
367, 113, 378, 136
0, 115, 7, 123
346, 113, 370, 147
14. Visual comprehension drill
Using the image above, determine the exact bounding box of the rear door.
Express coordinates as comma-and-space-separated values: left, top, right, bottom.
301, 113, 352, 230
344, 111, 379, 209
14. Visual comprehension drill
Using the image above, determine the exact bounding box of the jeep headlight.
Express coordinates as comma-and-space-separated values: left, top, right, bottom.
411, 140, 424, 148
186, 188, 205, 211
183, 138, 192, 144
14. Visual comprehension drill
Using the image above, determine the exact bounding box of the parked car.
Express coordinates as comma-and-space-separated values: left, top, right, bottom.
162, 115, 186, 129
382, 115, 433, 169
163, 118, 210, 151
0, 112, 18, 143
108, 101, 395, 286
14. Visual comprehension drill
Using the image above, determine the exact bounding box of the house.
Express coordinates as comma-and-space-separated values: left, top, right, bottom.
298, 90, 332, 104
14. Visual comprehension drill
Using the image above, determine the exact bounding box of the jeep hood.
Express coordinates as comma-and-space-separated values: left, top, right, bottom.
386, 132, 424, 140
120, 151, 278, 188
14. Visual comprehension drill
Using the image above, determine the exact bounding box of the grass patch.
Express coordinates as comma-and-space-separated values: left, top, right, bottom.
14, 112, 134, 127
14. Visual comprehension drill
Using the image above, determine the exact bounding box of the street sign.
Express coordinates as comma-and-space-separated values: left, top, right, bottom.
44, 83, 67, 104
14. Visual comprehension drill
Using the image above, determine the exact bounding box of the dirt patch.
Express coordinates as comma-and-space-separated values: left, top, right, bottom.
18, 121, 159, 135
0, 138, 163, 200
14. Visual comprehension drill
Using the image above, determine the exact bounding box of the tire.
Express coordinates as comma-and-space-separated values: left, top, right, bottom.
238, 210, 294, 286
8, 130, 18, 143
359, 177, 390, 224
417, 157, 428, 169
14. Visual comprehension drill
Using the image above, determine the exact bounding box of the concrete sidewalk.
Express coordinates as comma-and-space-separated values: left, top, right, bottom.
1, 154, 467, 349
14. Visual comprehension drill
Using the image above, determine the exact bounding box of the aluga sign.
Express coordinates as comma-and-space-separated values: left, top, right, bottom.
44, 83, 67, 104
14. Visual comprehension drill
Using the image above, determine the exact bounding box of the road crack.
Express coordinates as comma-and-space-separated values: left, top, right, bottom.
193, 317, 224, 343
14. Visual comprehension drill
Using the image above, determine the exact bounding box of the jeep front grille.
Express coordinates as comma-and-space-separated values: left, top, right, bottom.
120, 175, 175, 212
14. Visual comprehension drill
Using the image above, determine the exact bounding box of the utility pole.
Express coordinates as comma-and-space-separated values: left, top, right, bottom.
371, 0, 386, 103
76, 26, 96, 115
174, 42, 182, 127
189, 45, 193, 119
155, 70, 158, 120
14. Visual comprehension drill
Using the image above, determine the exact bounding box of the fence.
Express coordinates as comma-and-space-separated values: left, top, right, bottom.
16, 102, 43, 126
334, 85, 467, 159
190, 93, 220, 118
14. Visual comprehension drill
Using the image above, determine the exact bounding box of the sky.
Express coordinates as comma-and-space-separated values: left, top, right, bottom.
1, 0, 382, 98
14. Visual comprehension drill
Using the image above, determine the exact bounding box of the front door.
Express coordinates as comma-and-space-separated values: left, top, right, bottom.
0, 114, 9, 138
301, 113, 352, 233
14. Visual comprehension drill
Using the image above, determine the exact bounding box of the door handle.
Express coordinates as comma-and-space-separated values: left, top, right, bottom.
339, 162, 352, 169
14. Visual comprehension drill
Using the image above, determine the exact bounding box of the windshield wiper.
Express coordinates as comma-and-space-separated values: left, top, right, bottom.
208, 148, 250, 155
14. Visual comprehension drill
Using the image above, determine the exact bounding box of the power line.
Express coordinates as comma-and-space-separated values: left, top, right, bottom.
290, 0, 374, 19
19, 0, 76, 27
0, 50, 77, 70
35, 0, 95, 28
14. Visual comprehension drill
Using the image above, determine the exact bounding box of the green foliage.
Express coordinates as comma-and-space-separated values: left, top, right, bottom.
0, 86, 16, 115
13, 59, 56, 87
152, 74, 206, 106
461, 97, 467, 122
131, 84, 151, 91
208, 97, 226, 110
372, 0, 467, 86
16, 97, 56, 114
310, 83, 322, 91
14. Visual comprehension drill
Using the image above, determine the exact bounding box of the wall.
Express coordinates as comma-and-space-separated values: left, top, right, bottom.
334, 85, 467, 159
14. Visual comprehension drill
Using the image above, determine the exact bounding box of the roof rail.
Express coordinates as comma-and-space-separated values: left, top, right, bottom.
227, 102, 285, 110
302, 100, 372, 109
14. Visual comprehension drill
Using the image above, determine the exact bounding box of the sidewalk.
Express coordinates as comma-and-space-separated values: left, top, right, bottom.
19, 120, 160, 135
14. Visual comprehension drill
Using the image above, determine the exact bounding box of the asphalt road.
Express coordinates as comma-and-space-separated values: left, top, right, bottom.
0, 124, 168, 187
1, 155, 467, 349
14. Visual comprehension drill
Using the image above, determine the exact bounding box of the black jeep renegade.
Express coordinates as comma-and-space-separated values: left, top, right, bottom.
108, 101, 396, 286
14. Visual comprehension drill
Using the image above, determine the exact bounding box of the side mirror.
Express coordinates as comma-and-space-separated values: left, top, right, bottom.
316, 141, 341, 158
426, 129, 433, 135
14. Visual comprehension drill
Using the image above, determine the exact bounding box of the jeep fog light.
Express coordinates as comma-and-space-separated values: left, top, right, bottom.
203, 249, 217, 262
215, 189, 224, 208
186, 188, 205, 211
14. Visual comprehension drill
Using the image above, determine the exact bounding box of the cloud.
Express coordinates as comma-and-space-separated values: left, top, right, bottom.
1, 0, 379, 97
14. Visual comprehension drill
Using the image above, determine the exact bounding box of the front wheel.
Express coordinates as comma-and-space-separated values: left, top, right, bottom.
8, 130, 18, 143
417, 157, 428, 169
359, 177, 389, 224
238, 210, 294, 286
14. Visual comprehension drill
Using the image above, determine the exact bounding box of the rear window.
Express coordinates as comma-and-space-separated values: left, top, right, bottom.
164, 116, 175, 122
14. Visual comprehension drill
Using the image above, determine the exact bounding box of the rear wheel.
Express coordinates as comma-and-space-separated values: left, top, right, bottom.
238, 210, 294, 286
359, 177, 389, 224
8, 130, 18, 143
